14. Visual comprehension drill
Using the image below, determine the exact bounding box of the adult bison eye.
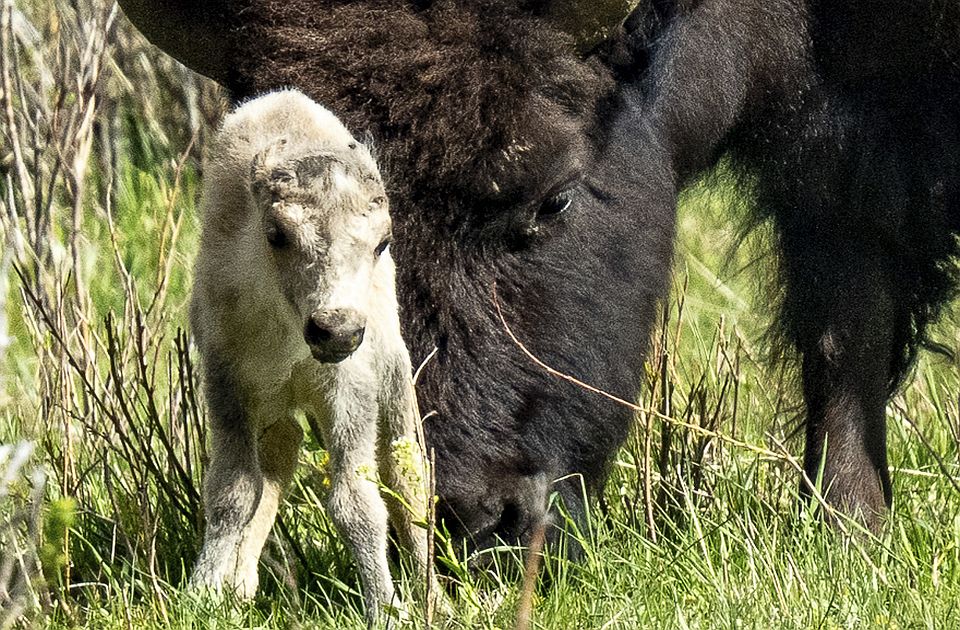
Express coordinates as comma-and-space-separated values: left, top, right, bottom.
537, 190, 573, 221
375, 236, 392, 257
266, 221, 288, 249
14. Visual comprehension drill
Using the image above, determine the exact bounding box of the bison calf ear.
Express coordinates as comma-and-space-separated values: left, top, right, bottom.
249, 138, 296, 198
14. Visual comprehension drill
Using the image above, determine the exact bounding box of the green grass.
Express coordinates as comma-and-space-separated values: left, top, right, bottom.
4, 174, 960, 629
3, 2, 960, 628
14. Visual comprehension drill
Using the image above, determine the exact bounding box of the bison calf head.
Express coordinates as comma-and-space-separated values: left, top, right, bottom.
248, 140, 392, 363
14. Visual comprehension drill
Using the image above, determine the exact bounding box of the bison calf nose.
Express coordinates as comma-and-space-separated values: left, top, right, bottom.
304, 309, 366, 362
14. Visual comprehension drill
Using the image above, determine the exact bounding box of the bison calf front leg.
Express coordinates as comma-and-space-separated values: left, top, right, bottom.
192, 365, 302, 596
324, 388, 397, 626
191, 415, 264, 597
193, 415, 302, 596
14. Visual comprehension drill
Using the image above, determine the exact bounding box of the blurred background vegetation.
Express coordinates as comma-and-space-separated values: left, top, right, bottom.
2, 1, 960, 628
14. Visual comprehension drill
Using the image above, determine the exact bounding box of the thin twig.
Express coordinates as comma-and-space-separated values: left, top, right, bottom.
424, 447, 437, 630
514, 522, 546, 630
489, 283, 856, 534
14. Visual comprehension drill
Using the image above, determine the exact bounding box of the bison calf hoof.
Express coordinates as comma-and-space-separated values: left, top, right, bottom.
189, 554, 259, 600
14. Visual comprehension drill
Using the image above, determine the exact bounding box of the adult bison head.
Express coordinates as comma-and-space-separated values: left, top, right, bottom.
121, 0, 674, 555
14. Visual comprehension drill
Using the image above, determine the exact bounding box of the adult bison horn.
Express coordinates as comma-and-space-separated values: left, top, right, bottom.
546, 0, 642, 52
116, 0, 231, 85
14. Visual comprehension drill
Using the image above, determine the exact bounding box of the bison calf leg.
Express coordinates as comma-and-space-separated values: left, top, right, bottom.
191, 419, 261, 596
783, 246, 896, 530
243, 416, 302, 578
192, 363, 302, 596
322, 387, 397, 626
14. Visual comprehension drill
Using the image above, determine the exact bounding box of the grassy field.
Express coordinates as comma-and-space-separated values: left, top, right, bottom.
3, 2, 960, 628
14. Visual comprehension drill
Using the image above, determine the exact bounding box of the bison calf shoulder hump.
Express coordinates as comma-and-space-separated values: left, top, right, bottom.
189, 89, 431, 625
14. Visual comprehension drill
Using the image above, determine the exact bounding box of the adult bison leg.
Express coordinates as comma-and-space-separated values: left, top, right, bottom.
780, 239, 896, 529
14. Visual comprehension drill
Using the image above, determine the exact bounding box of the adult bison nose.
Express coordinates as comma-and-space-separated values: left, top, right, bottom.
304, 309, 365, 363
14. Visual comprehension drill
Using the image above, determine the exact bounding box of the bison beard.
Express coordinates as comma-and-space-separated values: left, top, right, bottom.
118, 0, 960, 550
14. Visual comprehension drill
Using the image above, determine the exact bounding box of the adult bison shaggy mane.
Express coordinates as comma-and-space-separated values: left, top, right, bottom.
119, 0, 960, 550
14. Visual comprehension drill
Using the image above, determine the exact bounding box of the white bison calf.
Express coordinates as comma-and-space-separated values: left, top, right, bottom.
189, 89, 431, 624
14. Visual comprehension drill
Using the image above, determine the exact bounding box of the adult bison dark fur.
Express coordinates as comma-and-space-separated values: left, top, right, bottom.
118, 0, 960, 549
619, 0, 960, 529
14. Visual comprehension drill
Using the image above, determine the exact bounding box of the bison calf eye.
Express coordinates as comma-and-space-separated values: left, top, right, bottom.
375, 236, 392, 257
266, 222, 288, 249
537, 190, 573, 221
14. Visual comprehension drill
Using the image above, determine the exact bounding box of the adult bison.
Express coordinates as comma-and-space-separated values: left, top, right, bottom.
117, 0, 960, 548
